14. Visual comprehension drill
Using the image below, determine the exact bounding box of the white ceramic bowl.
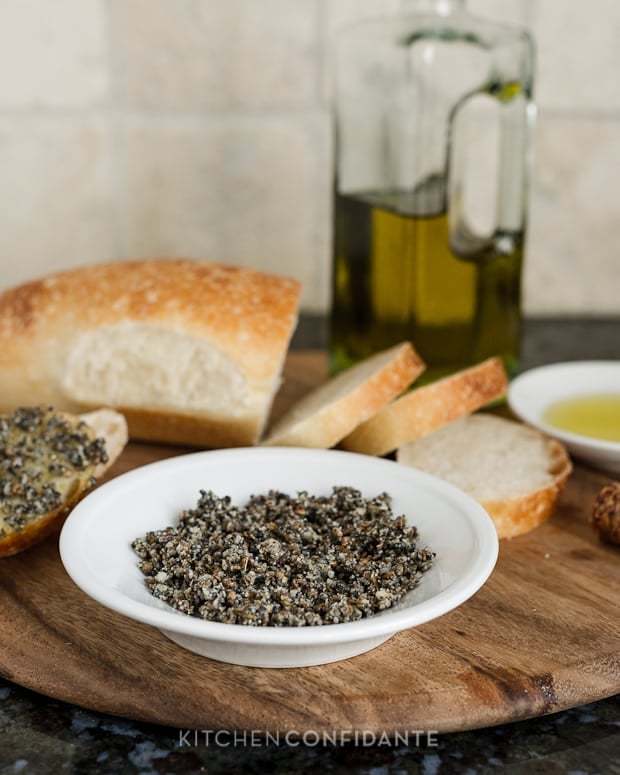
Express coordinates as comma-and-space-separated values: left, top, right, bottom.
508, 360, 620, 473
59, 447, 498, 668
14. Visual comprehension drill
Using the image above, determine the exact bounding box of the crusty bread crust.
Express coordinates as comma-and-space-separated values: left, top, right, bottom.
480, 438, 572, 539
341, 357, 508, 457
117, 405, 261, 448
0, 497, 82, 558
396, 414, 572, 539
261, 342, 425, 448
0, 409, 128, 558
0, 259, 301, 447
0, 470, 134, 558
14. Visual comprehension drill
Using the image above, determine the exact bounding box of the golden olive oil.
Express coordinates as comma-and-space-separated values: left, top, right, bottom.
329, 189, 523, 382
543, 394, 620, 442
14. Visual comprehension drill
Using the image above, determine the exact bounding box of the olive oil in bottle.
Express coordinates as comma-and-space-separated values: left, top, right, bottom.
329, 188, 523, 382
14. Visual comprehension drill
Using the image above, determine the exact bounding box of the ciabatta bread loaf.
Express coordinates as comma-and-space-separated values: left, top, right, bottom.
397, 414, 572, 539
0, 260, 301, 447
340, 357, 508, 457
0, 407, 128, 557
261, 342, 425, 448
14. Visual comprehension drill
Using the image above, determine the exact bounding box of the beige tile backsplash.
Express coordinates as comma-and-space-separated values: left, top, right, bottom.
110, 0, 319, 110
0, 0, 618, 315
120, 114, 331, 302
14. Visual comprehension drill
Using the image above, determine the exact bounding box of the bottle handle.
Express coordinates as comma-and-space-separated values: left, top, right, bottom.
447, 84, 535, 262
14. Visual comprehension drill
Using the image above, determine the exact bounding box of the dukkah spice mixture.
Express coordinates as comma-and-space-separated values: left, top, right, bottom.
0, 406, 107, 535
132, 486, 435, 626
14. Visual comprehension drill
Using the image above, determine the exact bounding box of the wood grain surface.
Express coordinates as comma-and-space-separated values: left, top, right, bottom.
0, 352, 618, 734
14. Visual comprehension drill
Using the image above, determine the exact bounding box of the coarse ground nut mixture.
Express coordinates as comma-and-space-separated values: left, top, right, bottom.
132, 486, 435, 627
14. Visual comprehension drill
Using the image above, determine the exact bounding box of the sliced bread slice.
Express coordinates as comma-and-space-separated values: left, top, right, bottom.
261, 341, 425, 448
396, 413, 572, 539
340, 357, 508, 457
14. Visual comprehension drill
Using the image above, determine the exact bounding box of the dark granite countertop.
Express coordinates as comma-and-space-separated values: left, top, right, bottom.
1, 316, 619, 775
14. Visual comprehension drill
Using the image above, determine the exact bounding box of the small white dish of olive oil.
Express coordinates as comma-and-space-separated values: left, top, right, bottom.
508, 361, 620, 473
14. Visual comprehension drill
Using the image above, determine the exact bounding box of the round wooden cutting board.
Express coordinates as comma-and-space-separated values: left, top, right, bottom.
0, 353, 618, 734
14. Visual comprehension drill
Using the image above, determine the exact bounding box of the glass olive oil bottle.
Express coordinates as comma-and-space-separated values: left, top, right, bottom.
329, 0, 534, 383
330, 186, 523, 382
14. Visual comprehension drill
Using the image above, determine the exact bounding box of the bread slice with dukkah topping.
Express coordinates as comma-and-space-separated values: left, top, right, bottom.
261, 342, 425, 448
340, 357, 508, 457
0, 406, 128, 557
396, 413, 572, 539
